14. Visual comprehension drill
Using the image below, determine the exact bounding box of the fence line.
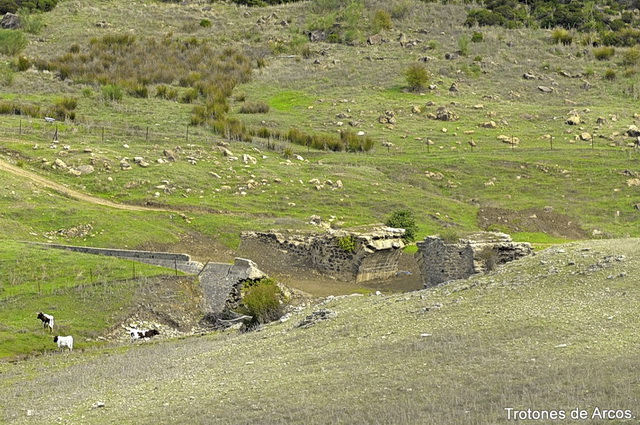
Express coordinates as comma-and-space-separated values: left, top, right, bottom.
3, 115, 640, 159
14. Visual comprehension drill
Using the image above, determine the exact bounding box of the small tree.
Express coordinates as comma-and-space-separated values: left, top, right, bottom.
405, 64, 430, 92
385, 209, 418, 242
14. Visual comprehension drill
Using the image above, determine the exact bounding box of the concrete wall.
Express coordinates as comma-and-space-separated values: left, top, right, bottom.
415, 232, 532, 287
240, 228, 406, 283
26, 242, 266, 314
28, 242, 204, 274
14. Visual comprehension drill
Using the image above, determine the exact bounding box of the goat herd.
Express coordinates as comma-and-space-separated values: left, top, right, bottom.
36, 311, 160, 354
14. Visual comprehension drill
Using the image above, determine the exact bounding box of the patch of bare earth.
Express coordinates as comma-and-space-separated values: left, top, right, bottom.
104, 275, 208, 343
478, 207, 589, 239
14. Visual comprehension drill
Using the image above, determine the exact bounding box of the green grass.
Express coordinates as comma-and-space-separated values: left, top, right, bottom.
0, 241, 179, 359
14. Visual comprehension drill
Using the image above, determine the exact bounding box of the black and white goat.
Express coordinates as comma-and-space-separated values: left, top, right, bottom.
130, 328, 160, 342
53, 335, 73, 352
36, 312, 54, 333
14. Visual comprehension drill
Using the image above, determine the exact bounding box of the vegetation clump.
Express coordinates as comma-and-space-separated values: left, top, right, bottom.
405, 64, 430, 92
239, 101, 270, 114
237, 278, 287, 326
385, 210, 418, 242
593, 46, 615, 60
337, 235, 357, 252
0, 29, 28, 55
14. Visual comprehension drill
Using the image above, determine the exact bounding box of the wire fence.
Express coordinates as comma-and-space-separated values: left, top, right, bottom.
3, 114, 640, 160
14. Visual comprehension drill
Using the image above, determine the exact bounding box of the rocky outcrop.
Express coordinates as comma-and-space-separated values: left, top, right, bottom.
415, 232, 532, 287
1, 13, 21, 29
240, 228, 405, 283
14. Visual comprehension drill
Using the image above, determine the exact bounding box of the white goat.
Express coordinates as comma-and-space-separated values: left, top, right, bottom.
53, 335, 73, 353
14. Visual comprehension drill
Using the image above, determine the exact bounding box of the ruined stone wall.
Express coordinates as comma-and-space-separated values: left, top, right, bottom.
240, 228, 406, 283
415, 232, 533, 287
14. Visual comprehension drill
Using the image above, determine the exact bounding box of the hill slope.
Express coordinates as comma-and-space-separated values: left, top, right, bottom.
1, 239, 638, 424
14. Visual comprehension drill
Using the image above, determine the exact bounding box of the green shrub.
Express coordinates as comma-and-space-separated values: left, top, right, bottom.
471, 32, 483, 43
593, 46, 615, 60
385, 209, 418, 242
56, 97, 78, 111
390, 1, 411, 19
372, 9, 392, 32
1, 63, 15, 86
102, 84, 123, 101
17, 8, 45, 34
199, 19, 212, 28
0, 29, 28, 55
239, 101, 270, 114
604, 68, 617, 80
337, 235, 357, 252
622, 47, 640, 66
282, 147, 293, 159
458, 35, 470, 56
405, 64, 430, 92
155, 84, 168, 99
129, 84, 148, 98
551, 28, 573, 45
477, 246, 498, 272
180, 88, 198, 103
439, 228, 460, 244
238, 278, 285, 326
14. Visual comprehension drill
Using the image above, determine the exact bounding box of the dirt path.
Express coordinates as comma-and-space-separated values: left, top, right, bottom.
0, 157, 173, 213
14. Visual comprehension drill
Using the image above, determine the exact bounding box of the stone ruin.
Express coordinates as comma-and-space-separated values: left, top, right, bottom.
415, 232, 533, 287
240, 227, 406, 283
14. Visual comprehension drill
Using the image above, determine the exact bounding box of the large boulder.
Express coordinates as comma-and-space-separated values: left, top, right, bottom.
1, 13, 21, 29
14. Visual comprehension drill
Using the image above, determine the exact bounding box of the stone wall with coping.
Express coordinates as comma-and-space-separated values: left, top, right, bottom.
240, 228, 406, 283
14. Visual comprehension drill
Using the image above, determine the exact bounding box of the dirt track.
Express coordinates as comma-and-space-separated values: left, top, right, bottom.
0, 157, 173, 213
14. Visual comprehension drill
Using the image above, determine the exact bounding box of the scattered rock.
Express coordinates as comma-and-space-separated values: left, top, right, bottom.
435, 107, 459, 121
627, 125, 640, 137
296, 309, 337, 329
566, 115, 580, 126
53, 158, 67, 169
579, 132, 592, 142
367, 34, 383, 45
538, 86, 554, 93
75, 165, 95, 175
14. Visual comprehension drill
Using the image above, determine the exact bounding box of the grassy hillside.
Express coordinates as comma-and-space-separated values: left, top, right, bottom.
0, 0, 639, 257
1, 238, 638, 424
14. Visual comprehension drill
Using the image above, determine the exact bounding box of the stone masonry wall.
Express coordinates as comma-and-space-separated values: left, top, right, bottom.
240, 228, 406, 283
415, 232, 533, 287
